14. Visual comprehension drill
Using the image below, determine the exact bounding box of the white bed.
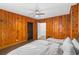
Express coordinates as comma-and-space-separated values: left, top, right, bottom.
7, 40, 63, 55
7, 38, 77, 55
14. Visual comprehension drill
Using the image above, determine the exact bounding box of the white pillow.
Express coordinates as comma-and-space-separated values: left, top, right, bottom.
47, 38, 55, 42
30, 40, 51, 46
63, 37, 72, 44
72, 38, 79, 54
47, 38, 64, 44
61, 37, 76, 55
54, 38, 64, 44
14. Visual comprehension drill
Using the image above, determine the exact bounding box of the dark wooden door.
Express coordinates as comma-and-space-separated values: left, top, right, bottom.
27, 22, 33, 40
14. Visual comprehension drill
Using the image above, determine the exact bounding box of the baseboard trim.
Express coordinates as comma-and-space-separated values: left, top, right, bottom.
0, 40, 27, 50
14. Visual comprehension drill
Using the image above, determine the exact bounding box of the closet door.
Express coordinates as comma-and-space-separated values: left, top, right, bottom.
7, 13, 16, 44
0, 10, 26, 49
16, 16, 24, 42
1, 11, 12, 48
0, 10, 8, 48
1, 12, 17, 48
1, 18, 8, 48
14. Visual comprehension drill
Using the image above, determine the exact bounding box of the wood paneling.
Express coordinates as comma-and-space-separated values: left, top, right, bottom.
0, 9, 37, 49
0, 13, 2, 48
38, 4, 79, 39
0, 3, 79, 49
70, 4, 78, 38
46, 18, 52, 38
38, 14, 70, 39
33, 22, 37, 40
78, 4, 79, 34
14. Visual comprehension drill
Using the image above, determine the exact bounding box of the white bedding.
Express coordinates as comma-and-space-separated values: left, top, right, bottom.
7, 38, 76, 55
8, 44, 48, 55
47, 38, 64, 44
7, 40, 62, 55
42, 43, 62, 55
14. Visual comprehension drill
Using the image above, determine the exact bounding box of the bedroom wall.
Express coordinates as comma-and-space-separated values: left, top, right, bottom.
38, 14, 71, 39
38, 4, 79, 39
0, 9, 37, 49
70, 3, 79, 39
0, 3, 79, 49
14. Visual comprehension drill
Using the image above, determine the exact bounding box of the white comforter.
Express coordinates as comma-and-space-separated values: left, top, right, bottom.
7, 40, 62, 55
7, 39, 76, 55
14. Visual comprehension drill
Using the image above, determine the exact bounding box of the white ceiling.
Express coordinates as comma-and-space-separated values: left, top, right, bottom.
0, 3, 76, 19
